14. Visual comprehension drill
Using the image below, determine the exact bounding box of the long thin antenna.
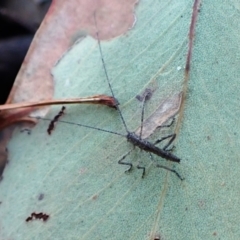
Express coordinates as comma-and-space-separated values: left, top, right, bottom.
93, 13, 129, 133
139, 90, 152, 139
36, 117, 125, 137
139, 96, 146, 139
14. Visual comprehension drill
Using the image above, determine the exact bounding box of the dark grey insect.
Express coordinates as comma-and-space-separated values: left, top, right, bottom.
40, 16, 184, 180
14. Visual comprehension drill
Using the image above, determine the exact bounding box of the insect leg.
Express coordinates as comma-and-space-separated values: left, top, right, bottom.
162, 134, 176, 151
157, 118, 175, 129
148, 153, 183, 180
136, 150, 146, 178
154, 134, 176, 151
136, 164, 145, 178
155, 164, 184, 181
118, 149, 134, 173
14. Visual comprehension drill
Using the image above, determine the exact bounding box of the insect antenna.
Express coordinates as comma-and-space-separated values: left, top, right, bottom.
35, 116, 125, 137
139, 97, 145, 140
93, 13, 129, 133
139, 90, 152, 139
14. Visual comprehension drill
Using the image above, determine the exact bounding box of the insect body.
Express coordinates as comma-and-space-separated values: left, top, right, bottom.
117, 129, 183, 180
127, 132, 180, 163
41, 15, 184, 180
93, 15, 183, 180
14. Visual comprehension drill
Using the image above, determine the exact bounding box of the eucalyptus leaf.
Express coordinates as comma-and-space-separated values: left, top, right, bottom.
1, 1, 240, 239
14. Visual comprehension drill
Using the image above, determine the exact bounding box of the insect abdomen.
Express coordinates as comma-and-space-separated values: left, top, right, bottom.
127, 132, 180, 163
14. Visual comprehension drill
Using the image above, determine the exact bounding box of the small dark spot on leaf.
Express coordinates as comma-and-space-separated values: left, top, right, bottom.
153, 233, 161, 240
47, 106, 66, 135
26, 212, 49, 222
136, 88, 154, 102
20, 128, 31, 135
198, 200, 206, 209
92, 195, 98, 200
213, 232, 217, 236
38, 193, 44, 201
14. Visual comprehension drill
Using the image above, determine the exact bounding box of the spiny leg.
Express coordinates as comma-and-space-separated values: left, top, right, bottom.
148, 153, 183, 180
157, 118, 175, 129
136, 164, 145, 178
136, 150, 146, 178
118, 149, 134, 173
155, 164, 184, 181
118, 149, 146, 177
154, 134, 176, 151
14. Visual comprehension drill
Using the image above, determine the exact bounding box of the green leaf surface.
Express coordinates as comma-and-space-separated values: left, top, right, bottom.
1, 1, 240, 239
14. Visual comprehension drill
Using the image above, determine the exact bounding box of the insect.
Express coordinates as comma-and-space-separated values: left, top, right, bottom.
39, 15, 183, 180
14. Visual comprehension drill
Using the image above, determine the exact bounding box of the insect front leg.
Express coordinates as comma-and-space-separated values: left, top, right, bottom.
118, 149, 134, 173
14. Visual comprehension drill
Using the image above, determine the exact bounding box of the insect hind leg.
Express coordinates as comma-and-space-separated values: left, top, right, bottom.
155, 164, 184, 181
154, 134, 176, 151
148, 153, 183, 180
